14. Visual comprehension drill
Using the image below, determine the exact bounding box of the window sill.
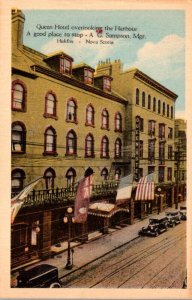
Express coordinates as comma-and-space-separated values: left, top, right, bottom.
12, 108, 26, 112
43, 152, 58, 156
114, 129, 122, 133
66, 119, 78, 124
43, 113, 58, 120
12, 151, 25, 154
101, 127, 110, 131
100, 155, 110, 159
85, 123, 95, 128
85, 154, 95, 158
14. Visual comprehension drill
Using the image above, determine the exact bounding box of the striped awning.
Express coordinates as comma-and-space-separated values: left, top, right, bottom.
88, 203, 129, 218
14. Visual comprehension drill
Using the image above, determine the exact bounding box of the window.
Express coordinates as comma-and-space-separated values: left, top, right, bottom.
11, 169, 25, 195
115, 138, 122, 158
153, 97, 156, 112
85, 134, 94, 157
158, 100, 161, 114
44, 168, 56, 189
101, 168, 108, 180
159, 123, 165, 139
60, 57, 72, 75
103, 77, 111, 92
148, 139, 155, 164
66, 130, 77, 155
148, 95, 151, 109
158, 166, 165, 182
159, 142, 165, 164
139, 140, 143, 158
44, 126, 57, 155
167, 167, 172, 181
84, 68, 94, 84
142, 92, 145, 107
12, 122, 26, 153
115, 112, 122, 132
168, 127, 173, 139
162, 102, 165, 115
86, 104, 94, 126
148, 120, 155, 136
12, 80, 26, 111
139, 118, 144, 132
101, 109, 109, 130
66, 99, 77, 123
171, 106, 174, 119
167, 104, 169, 117
136, 88, 139, 105
101, 136, 109, 158
44, 92, 57, 118
148, 166, 155, 174
168, 145, 173, 160
138, 168, 143, 180
66, 168, 76, 187
115, 168, 121, 181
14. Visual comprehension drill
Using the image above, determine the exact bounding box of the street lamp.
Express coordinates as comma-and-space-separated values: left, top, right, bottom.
63, 207, 75, 270
157, 187, 162, 214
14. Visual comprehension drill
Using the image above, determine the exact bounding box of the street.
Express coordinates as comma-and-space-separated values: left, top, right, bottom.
61, 222, 186, 288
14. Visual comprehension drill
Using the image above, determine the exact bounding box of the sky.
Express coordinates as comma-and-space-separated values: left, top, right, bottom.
23, 10, 185, 118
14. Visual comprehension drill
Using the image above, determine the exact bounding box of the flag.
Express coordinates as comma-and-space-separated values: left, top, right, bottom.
116, 174, 133, 205
135, 173, 155, 201
74, 174, 94, 223
11, 177, 43, 224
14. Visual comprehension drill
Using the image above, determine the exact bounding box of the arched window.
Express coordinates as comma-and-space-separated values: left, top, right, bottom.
158, 100, 161, 114
66, 168, 76, 187
66, 130, 77, 155
44, 92, 57, 117
12, 122, 26, 153
115, 138, 122, 158
101, 168, 108, 180
167, 104, 170, 117
153, 97, 156, 112
163, 102, 165, 115
171, 106, 173, 119
66, 99, 77, 122
101, 109, 109, 129
136, 88, 139, 105
44, 168, 56, 189
101, 136, 109, 158
86, 104, 94, 126
115, 168, 121, 181
44, 126, 57, 155
11, 169, 25, 195
142, 92, 145, 107
12, 80, 26, 111
115, 112, 122, 132
148, 95, 151, 109
85, 133, 94, 157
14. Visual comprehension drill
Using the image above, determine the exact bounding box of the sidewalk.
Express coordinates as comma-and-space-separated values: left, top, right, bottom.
12, 202, 186, 284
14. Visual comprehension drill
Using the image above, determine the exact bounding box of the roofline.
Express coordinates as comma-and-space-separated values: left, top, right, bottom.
31, 64, 128, 105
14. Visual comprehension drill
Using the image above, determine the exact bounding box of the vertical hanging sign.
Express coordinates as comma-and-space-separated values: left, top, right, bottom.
135, 116, 140, 182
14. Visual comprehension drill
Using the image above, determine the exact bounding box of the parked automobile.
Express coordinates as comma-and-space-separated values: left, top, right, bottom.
165, 210, 181, 227
17, 264, 61, 288
180, 206, 187, 220
138, 217, 169, 237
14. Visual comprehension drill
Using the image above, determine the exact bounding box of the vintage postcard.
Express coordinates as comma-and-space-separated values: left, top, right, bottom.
0, 0, 191, 299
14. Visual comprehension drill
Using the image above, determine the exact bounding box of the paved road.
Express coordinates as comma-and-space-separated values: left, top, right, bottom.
61, 222, 186, 288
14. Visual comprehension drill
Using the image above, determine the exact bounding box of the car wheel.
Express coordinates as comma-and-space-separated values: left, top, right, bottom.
49, 282, 61, 288
155, 231, 159, 237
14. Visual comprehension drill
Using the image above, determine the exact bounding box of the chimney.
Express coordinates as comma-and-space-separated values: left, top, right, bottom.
12, 9, 25, 48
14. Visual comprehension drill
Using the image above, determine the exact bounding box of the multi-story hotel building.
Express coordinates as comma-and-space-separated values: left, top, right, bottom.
11, 9, 178, 269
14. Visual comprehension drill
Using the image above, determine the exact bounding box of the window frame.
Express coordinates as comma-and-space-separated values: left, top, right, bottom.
136, 88, 140, 105
114, 138, 122, 158
44, 167, 56, 189
66, 129, 77, 156
85, 133, 95, 158
60, 56, 72, 75
44, 91, 57, 119
114, 112, 122, 132
12, 80, 27, 112
100, 135, 109, 158
11, 168, 26, 195
101, 168, 108, 180
12, 121, 26, 154
85, 104, 95, 127
101, 109, 109, 130
84, 68, 94, 85
43, 126, 57, 156
142, 92, 145, 107
66, 98, 78, 123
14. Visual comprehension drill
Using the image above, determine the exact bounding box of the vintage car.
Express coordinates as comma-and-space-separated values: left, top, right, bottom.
138, 217, 169, 237
17, 264, 61, 288
165, 210, 181, 227
180, 206, 187, 220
